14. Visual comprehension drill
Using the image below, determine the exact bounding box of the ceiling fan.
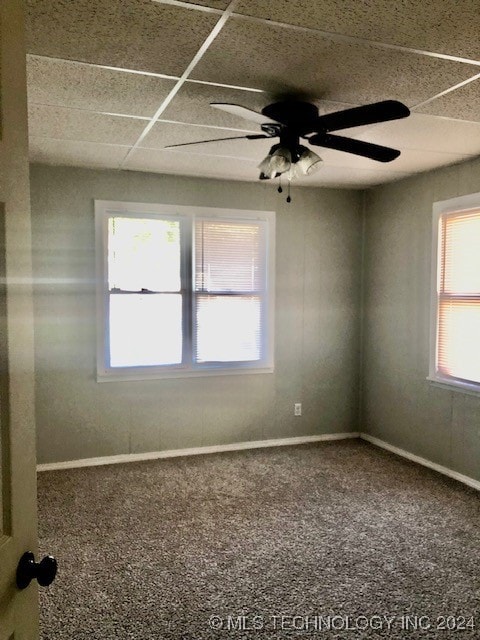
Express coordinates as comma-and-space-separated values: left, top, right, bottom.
165, 99, 410, 197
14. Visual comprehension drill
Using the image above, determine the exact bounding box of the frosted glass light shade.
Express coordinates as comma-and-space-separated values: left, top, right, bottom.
296, 148, 323, 175
258, 155, 275, 179
270, 147, 291, 173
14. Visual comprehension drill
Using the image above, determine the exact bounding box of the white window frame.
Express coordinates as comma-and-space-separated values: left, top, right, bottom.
95, 200, 275, 382
428, 191, 480, 396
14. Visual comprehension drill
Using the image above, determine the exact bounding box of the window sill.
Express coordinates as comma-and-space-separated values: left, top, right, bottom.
426, 376, 480, 398
97, 366, 274, 383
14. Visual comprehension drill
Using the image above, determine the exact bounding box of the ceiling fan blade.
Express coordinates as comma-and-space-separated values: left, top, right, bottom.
309, 133, 400, 162
211, 103, 279, 125
164, 134, 269, 149
314, 100, 410, 133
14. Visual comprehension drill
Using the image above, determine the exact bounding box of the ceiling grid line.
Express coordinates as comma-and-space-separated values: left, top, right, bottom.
29, 103, 153, 121
29, 54, 182, 81
151, 0, 224, 15
28, 101, 261, 132
151, 0, 480, 67
28, 51, 478, 107
153, 119, 258, 133
28, 54, 266, 93
28, 99, 480, 132
30, 135, 132, 148
186, 78, 264, 92
225, 13, 480, 68
119, 0, 242, 169
411, 73, 480, 110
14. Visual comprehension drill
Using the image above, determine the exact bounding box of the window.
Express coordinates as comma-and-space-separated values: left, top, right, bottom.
95, 201, 275, 380
429, 192, 480, 393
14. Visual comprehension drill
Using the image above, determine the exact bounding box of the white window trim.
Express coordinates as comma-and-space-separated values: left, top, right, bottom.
428, 191, 480, 396
95, 200, 275, 382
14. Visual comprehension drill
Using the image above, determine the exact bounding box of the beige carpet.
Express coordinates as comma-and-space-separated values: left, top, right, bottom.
38, 440, 480, 639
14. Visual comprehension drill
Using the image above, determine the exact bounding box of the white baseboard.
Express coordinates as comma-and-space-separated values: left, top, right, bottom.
37, 431, 480, 493
37, 432, 360, 472
360, 433, 480, 492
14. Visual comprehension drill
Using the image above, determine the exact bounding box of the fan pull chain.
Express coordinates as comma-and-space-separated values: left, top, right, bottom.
277, 174, 283, 193
286, 176, 291, 203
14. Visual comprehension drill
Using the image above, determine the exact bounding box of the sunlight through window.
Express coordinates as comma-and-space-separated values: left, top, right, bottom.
435, 206, 480, 388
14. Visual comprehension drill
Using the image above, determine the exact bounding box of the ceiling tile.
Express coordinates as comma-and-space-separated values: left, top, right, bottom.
316, 145, 472, 174
125, 147, 258, 181
191, 18, 479, 106
27, 56, 177, 118
296, 166, 410, 188
29, 105, 148, 146
29, 138, 129, 169
415, 78, 480, 123
234, 0, 480, 60
165, 81, 355, 130
26, 0, 219, 76
350, 113, 480, 155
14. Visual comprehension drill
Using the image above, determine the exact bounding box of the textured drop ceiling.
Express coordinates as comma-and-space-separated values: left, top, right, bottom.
26, 0, 480, 188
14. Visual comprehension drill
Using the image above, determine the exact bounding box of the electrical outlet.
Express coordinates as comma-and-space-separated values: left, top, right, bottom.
294, 403, 302, 416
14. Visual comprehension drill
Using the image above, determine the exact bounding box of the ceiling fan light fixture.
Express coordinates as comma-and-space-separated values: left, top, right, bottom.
258, 146, 292, 179
258, 155, 275, 179
270, 147, 292, 174
288, 163, 303, 180
296, 147, 323, 175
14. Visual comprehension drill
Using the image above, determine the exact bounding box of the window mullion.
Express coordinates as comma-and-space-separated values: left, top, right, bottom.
181, 217, 193, 366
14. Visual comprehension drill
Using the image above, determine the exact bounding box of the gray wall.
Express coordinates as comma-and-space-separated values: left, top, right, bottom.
30, 164, 363, 464
362, 156, 480, 482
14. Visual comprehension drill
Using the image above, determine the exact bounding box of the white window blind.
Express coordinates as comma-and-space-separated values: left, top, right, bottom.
194, 219, 266, 363
96, 201, 275, 381
435, 207, 480, 387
